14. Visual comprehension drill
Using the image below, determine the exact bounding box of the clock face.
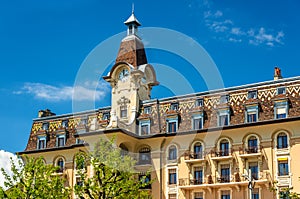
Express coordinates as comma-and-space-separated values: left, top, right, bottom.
118, 68, 129, 82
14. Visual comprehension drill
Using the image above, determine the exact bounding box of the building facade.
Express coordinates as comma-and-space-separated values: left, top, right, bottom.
19, 13, 300, 199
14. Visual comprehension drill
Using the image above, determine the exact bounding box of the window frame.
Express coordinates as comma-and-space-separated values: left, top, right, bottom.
218, 109, 230, 126
219, 95, 229, 104
274, 101, 289, 119
56, 157, 65, 173
166, 118, 178, 133
277, 132, 288, 149
56, 134, 66, 147
170, 103, 179, 111
195, 99, 204, 107
168, 168, 177, 185
139, 120, 151, 136
245, 105, 259, 123
277, 87, 286, 95
248, 90, 258, 99
37, 136, 47, 149
120, 105, 128, 118
278, 159, 289, 176
168, 145, 177, 161
192, 113, 204, 130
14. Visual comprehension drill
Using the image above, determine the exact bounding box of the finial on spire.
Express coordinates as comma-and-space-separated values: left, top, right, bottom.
132, 3, 134, 14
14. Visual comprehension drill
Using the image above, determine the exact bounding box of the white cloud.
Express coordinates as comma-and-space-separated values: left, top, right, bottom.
200, 1, 284, 47
14, 81, 110, 102
0, 150, 21, 189
248, 27, 284, 46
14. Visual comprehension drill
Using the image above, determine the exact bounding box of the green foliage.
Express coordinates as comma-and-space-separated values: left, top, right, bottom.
74, 137, 152, 199
0, 156, 70, 199
270, 180, 300, 199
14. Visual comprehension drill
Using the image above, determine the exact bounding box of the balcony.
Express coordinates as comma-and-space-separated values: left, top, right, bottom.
184, 151, 206, 163
179, 172, 270, 190
210, 149, 233, 161
239, 146, 262, 158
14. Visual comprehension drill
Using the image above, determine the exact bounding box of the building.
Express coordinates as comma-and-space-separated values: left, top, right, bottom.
19, 12, 300, 199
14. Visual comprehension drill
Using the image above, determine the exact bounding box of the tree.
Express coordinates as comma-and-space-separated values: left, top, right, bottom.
270, 180, 300, 199
74, 137, 152, 199
0, 156, 70, 199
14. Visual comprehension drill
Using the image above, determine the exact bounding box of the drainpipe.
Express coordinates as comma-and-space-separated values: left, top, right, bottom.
160, 138, 166, 199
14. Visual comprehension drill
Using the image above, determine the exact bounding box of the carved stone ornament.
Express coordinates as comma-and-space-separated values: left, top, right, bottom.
117, 96, 131, 106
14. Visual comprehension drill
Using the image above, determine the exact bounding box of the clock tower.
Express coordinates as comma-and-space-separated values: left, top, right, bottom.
103, 11, 159, 132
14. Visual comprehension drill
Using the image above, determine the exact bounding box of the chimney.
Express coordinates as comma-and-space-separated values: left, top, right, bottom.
274, 66, 282, 80
38, 109, 56, 118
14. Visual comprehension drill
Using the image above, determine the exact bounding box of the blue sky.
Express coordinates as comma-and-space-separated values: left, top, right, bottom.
0, 0, 299, 153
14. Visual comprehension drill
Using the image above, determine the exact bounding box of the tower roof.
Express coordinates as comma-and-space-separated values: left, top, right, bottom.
115, 11, 147, 67
124, 12, 141, 26
115, 36, 147, 67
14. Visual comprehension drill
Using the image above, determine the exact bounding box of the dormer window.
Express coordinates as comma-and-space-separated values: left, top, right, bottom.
42, 122, 49, 130
245, 105, 259, 123
277, 87, 286, 95
274, 101, 288, 119
195, 99, 204, 107
62, 120, 68, 128
37, 136, 47, 149
220, 95, 229, 104
218, 109, 230, 126
56, 134, 66, 147
248, 91, 257, 99
80, 118, 87, 126
170, 103, 179, 111
102, 112, 110, 120
144, 106, 151, 114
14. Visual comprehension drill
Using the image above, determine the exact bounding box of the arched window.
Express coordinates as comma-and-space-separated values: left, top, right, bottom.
168, 145, 177, 160
277, 133, 288, 149
248, 136, 258, 153
138, 147, 151, 165
219, 139, 229, 156
56, 158, 64, 173
193, 142, 203, 159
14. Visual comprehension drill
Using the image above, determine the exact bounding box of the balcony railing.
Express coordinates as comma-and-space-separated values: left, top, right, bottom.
210, 149, 233, 158
217, 175, 230, 183
239, 146, 262, 155
184, 151, 204, 160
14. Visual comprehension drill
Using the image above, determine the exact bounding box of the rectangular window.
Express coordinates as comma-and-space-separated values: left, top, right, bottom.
220, 164, 230, 183
171, 103, 179, 111
141, 123, 150, 135
193, 117, 203, 130
62, 120, 68, 128
219, 114, 229, 126
276, 107, 287, 119
144, 106, 151, 114
194, 167, 203, 185
195, 99, 204, 107
37, 137, 46, 149
57, 135, 65, 147
277, 87, 286, 95
168, 169, 177, 185
42, 122, 49, 130
252, 188, 259, 199
247, 112, 257, 123
168, 121, 177, 133
249, 162, 259, 180
194, 192, 203, 199
102, 112, 110, 120
168, 194, 177, 199
248, 90, 258, 99
120, 106, 127, 118
221, 190, 230, 199
220, 95, 229, 104
278, 160, 289, 176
